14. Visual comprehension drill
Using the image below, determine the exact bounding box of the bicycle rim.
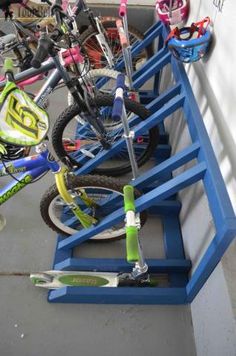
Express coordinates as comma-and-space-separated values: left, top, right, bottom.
48, 186, 126, 239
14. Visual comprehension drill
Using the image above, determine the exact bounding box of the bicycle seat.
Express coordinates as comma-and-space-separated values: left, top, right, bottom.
0, 34, 18, 50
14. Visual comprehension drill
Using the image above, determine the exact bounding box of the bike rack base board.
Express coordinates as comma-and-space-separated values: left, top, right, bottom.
48, 286, 187, 305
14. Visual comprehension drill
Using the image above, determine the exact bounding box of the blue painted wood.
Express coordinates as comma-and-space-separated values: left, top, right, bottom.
153, 30, 164, 95
133, 52, 171, 89
49, 21, 236, 304
133, 47, 168, 81
148, 200, 182, 215
58, 163, 206, 250
161, 17, 236, 301
52, 235, 72, 267
134, 142, 200, 190
143, 20, 163, 39
54, 257, 191, 273
146, 83, 182, 113
48, 287, 187, 304
168, 39, 236, 227
163, 216, 188, 287
133, 144, 170, 158
186, 219, 236, 302
74, 94, 185, 175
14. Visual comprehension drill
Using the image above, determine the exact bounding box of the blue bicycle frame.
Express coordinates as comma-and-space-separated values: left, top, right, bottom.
0, 149, 60, 205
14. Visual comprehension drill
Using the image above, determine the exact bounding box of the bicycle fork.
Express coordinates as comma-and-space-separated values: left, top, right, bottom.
38, 144, 98, 229
52, 54, 111, 150
54, 167, 98, 228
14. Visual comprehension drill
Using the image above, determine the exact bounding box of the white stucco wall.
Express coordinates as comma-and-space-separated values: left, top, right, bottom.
162, 1, 236, 355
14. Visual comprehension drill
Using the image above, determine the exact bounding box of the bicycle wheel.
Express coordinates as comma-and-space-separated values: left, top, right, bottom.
85, 68, 129, 94
52, 94, 159, 176
40, 174, 147, 240
67, 68, 129, 115
79, 20, 152, 70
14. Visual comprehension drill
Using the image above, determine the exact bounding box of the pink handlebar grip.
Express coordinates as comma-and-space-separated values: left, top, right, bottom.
116, 19, 128, 48
119, 0, 127, 17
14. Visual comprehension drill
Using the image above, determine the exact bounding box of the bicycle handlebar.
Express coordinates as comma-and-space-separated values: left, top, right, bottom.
123, 185, 139, 263
31, 33, 56, 68
112, 73, 125, 122
119, 0, 127, 17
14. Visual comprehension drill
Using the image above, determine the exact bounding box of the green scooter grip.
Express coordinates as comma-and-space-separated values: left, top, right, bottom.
124, 185, 139, 263
123, 185, 135, 212
126, 226, 139, 263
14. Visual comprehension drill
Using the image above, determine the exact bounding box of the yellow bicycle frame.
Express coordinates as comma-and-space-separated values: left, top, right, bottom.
54, 167, 98, 229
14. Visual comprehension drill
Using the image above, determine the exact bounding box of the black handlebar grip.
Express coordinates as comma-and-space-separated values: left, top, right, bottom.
31, 34, 52, 69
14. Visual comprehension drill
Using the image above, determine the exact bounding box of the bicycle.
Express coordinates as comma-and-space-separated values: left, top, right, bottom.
0, 58, 147, 239
44, 3, 158, 176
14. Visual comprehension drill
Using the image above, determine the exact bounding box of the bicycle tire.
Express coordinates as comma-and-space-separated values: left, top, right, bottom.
52, 94, 159, 176
79, 21, 152, 69
84, 68, 129, 93
67, 68, 129, 109
40, 174, 147, 240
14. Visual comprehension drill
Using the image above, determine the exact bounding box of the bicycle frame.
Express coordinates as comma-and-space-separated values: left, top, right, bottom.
0, 144, 97, 227
0, 148, 58, 205
0, 47, 84, 107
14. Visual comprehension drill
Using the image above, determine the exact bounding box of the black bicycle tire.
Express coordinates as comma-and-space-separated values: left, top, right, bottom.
40, 174, 147, 240
52, 94, 159, 176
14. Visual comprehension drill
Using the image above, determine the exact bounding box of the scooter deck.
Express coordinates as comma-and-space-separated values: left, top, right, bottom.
30, 271, 119, 289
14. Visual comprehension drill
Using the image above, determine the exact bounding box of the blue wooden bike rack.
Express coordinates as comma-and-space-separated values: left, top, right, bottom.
48, 21, 236, 304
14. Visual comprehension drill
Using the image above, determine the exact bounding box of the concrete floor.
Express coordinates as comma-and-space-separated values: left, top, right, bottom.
0, 10, 196, 355
0, 84, 196, 356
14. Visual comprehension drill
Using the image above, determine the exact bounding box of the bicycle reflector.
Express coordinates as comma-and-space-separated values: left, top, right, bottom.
166, 17, 212, 63
155, 0, 189, 26
0, 82, 49, 146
